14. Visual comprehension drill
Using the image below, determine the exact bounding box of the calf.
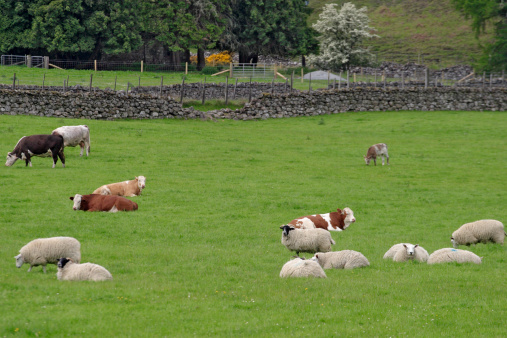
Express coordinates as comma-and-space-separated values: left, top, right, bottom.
70, 194, 138, 212
93, 176, 146, 196
52, 125, 91, 156
364, 143, 389, 166
288, 207, 356, 232
5, 135, 65, 168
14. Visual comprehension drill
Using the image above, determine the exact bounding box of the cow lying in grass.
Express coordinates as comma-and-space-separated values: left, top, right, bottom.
70, 194, 138, 212
5, 135, 65, 168
93, 176, 146, 196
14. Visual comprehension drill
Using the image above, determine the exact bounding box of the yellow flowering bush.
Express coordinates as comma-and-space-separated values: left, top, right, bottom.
206, 51, 233, 66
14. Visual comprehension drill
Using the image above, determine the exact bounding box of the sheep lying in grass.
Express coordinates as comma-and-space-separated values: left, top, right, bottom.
427, 248, 482, 265
311, 250, 370, 269
56, 257, 112, 281
280, 225, 335, 257
279, 257, 326, 278
383, 243, 429, 263
15, 237, 81, 273
451, 220, 505, 248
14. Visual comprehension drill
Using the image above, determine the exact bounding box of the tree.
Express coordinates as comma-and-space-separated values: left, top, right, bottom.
0, 0, 143, 59
451, 0, 507, 71
308, 2, 378, 71
220, 0, 318, 64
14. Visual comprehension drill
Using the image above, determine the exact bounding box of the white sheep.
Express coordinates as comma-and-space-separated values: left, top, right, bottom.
56, 257, 113, 281
280, 225, 335, 257
311, 250, 370, 269
427, 248, 482, 265
383, 243, 429, 262
15, 237, 81, 273
279, 257, 327, 278
451, 220, 505, 248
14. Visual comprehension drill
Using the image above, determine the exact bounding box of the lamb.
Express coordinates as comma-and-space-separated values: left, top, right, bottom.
451, 219, 505, 248
364, 143, 389, 166
56, 257, 113, 281
427, 248, 482, 264
279, 257, 327, 278
280, 225, 335, 257
383, 243, 429, 262
311, 250, 370, 269
15, 237, 81, 273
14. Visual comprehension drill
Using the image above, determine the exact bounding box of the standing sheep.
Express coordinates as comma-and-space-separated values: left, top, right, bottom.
280, 225, 335, 257
279, 257, 327, 278
56, 258, 113, 281
15, 237, 81, 273
311, 250, 370, 269
451, 220, 505, 248
383, 243, 429, 262
427, 248, 482, 264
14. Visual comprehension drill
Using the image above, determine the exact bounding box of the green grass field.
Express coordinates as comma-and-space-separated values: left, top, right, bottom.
0, 111, 506, 336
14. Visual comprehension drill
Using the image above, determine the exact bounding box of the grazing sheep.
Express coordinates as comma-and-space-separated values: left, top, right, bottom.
56, 257, 112, 281
280, 225, 335, 257
427, 248, 482, 265
311, 250, 370, 269
15, 237, 81, 273
280, 257, 327, 278
383, 243, 429, 262
451, 220, 505, 248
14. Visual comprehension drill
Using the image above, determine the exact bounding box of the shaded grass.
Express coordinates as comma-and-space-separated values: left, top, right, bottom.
0, 111, 506, 336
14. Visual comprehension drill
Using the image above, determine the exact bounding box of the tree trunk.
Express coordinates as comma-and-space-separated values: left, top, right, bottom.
301, 55, 306, 67
197, 48, 205, 71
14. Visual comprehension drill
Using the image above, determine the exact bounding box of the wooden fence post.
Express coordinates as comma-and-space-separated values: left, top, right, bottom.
159, 76, 163, 97
309, 73, 312, 93
114, 75, 117, 92
180, 77, 185, 103
201, 81, 206, 105
339, 71, 342, 89
248, 77, 252, 103
185, 62, 188, 75
141, 60, 144, 73
42, 74, 45, 90
327, 71, 330, 88
27, 55, 32, 68
233, 78, 238, 99
94, 60, 97, 72
43, 56, 49, 69
290, 71, 294, 92
138, 76, 141, 88
271, 77, 275, 94
12, 73, 16, 89
225, 76, 229, 105
347, 71, 350, 88
301, 68, 304, 83
89, 74, 93, 92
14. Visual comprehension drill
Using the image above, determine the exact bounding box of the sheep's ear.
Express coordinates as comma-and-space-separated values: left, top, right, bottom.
415, 244, 419, 248
315, 254, 319, 259
279, 225, 284, 230
70, 196, 74, 200
403, 244, 407, 248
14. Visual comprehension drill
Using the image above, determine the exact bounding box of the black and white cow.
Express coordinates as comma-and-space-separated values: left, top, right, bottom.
5, 135, 65, 168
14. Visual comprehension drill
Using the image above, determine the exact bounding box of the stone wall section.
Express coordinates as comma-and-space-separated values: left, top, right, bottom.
1, 87, 505, 121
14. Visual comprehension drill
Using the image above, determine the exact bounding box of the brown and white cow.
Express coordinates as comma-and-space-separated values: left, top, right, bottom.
52, 125, 91, 156
70, 194, 138, 212
288, 207, 356, 231
5, 135, 65, 168
92, 176, 146, 196
364, 143, 389, 166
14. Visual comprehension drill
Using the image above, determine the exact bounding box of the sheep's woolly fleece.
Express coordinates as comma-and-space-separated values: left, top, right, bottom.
280, 225, 335, 256
15, 237, 81, 273
312, 250, 370, 269
279, 258, 327, 278
383, 243, 429, 263
427, 248, 482, 264
57, 259, 112, 281
451, 220, 505, 247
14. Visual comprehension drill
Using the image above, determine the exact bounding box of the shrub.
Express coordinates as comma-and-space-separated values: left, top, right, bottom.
206, 51, 233, 66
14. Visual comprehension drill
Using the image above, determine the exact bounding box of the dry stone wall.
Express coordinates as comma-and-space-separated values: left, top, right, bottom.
1, 87, 505, 121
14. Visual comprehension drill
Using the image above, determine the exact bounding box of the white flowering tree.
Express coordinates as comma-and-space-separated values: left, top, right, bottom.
308, 2, 378, 71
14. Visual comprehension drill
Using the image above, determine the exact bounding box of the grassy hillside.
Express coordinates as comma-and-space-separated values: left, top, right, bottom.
1, 111, 506, 336
308, 0, 494, 67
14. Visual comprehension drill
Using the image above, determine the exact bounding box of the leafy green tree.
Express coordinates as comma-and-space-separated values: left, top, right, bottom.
452, 0, 506, 71
220, 0, 318, 63
308, 2, 378, 71
0, 0, 143, 58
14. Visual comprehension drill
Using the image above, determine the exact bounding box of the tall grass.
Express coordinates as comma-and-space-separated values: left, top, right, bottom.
0, 111, 505, 336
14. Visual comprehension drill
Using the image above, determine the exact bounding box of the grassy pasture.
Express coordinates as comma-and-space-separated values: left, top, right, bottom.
0, 111, 505, 336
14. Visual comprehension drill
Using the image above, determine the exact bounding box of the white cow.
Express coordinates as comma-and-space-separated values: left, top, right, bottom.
52, 125, 91, 156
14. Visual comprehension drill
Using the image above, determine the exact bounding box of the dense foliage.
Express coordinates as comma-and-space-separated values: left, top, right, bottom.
452, 0, 507, 70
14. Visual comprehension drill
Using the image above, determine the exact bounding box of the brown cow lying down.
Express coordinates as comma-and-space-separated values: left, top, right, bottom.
93, 176, 146, 196
288, 207, 356, 231
70, 194, 138, 212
